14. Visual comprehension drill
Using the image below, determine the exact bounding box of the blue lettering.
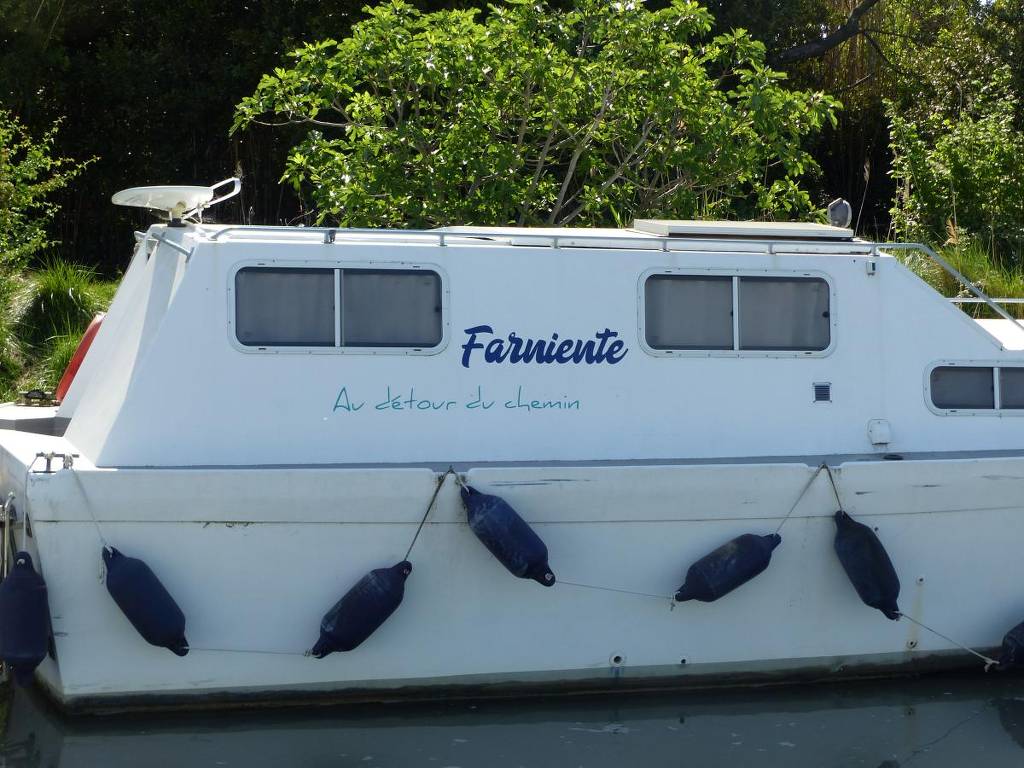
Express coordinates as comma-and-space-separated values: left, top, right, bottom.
606, 339, 627, 363
333, 387, 364, 412
575, 339, 597, 363
462, 325, 629, 367
375, 386, 396, 411
554, 339, 574, 363
467, 386, 494, 410
484, 338, 509, 363
461, 325, 492, 368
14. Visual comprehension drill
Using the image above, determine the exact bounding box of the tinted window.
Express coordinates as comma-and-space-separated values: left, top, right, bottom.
738, 277, 830, 351
234, 268, 335, 347
644, 275, 733, 350
1000, 368, 1024, 409
930, 367, 994, 409
342, 270, 442, 348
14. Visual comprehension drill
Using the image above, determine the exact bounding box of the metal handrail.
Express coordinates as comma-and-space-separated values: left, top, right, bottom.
951, 298, 1024, 304
873, 242, 1024, 332
205, 224, 872, 254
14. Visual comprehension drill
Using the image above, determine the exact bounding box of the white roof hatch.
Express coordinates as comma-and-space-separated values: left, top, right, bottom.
631, 219, 854, 240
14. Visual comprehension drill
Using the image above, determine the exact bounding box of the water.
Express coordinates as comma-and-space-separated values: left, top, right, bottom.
4, 673, 1024, 767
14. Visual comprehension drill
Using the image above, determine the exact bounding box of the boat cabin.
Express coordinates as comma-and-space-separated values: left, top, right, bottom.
26, 210, 1024, 469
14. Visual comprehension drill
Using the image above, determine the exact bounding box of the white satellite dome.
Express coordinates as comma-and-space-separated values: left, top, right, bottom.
111, 178, 240, 220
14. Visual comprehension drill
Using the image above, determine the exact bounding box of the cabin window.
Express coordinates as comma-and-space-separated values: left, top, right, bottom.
234, 268, 336, 347
233, 266, 443, 350
930, 366, 995, 409
341, 270, 442, 347
930, 365, 1024, 412
999, 368, 1024, 409
644, 275, 734, 350
643, 273, 830, 353
738, 277, 830, 351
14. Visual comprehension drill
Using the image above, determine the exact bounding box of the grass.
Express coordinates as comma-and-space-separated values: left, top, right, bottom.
0, 260, 118, 400
18, 260, 107, 349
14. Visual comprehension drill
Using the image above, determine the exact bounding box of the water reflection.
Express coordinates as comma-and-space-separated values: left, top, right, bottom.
4, 674, 1024, 767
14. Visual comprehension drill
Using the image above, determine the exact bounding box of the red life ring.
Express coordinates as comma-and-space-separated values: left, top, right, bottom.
55, 313, 105, 402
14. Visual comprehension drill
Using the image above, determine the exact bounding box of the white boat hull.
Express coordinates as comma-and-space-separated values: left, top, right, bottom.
8, 454, 1022, 710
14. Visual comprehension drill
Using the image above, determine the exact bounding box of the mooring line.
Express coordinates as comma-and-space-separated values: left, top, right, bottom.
774, 463, 826, 534
823, 463, 845, 509
558, 579, 675, 602
69, 470, 110, 549
896, 612, 1000, 669
404, 466, 454, 561
187, 645, 310, 657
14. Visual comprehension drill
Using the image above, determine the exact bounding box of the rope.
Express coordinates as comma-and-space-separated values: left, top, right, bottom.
404, 466, 454, 561
70, 470, 110, 549
896, 612, 1000, 669
187, 645, 310, 657
774, 464, 826, 533
0, 494, 10, 579
559, 579, 675, 602
19, 505, 27, 552
823, 463, 845, 509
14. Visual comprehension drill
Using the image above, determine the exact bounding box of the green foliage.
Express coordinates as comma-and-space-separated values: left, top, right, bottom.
0, 678, 8, 734
0, 112, 89, 267
886, 4, 1024, 261
0, 275, 25, 397
234, 0, 839, 227
889, 91, 1024, 255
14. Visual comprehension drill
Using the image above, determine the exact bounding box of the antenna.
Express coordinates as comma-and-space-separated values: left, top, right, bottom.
111, 177, 241, 225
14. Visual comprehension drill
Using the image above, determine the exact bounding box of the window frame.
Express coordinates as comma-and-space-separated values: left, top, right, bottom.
637, 267, 836, 358
925, 360, 1024, 416
227, 259, 449, 355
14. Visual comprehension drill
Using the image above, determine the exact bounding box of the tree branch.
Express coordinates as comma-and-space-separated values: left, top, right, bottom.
775, 0, 885, 64
548, 84, 614, 225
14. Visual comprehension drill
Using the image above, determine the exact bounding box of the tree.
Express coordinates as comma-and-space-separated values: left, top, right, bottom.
234, 0, 839, 228
886, 3, 1024, 259
0, 111, 89, 267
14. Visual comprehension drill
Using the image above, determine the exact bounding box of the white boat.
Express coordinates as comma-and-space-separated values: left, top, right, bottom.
2, 180, 1023, 712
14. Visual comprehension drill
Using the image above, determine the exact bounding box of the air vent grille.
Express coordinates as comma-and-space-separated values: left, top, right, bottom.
813, 382, 832, 403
